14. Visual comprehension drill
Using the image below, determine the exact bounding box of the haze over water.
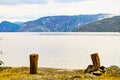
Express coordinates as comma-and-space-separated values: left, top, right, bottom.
0, 32, 120, 69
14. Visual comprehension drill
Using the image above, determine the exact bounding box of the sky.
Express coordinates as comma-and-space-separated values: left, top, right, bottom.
0, 0, 120, 22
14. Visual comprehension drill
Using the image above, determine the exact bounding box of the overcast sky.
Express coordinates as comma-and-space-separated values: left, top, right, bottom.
0, 0, 120, 22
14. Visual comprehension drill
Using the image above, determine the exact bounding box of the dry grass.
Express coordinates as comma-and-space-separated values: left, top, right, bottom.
0, 66, 120, 80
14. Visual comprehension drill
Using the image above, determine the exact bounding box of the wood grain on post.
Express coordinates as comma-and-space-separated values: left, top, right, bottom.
91, 53, 100, 68
30, 54, 38, 74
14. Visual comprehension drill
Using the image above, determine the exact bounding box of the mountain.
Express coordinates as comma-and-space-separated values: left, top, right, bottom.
0, 21, 20, 32
19, 14, 110, 32
0, 14, 112, 32
75, 16, 120, 32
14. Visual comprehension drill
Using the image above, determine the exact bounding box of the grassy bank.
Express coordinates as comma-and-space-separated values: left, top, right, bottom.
0, 66, 120, 80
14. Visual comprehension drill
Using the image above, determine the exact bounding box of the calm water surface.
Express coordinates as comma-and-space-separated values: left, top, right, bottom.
0, 32, 120, 69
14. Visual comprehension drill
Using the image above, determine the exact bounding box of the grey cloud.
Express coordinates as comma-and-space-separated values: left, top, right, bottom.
0, 0, 48, 5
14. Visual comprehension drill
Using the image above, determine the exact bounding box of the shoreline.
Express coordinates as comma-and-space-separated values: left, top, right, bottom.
0, 65, 120, 80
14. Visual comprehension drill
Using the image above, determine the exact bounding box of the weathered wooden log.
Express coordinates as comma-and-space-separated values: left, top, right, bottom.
91, 53, 100, 68
30, 54, 38, 74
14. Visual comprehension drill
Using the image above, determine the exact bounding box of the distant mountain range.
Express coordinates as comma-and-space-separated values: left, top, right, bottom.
75, 16, 120, 32
0, 13, 115, 32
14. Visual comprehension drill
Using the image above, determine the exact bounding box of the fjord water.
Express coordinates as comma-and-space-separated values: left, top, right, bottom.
0, 32, 120, 69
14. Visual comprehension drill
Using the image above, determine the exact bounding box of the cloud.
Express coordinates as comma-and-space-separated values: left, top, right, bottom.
0, 0, 93, 5
53, 0, 94, 3
0, 0, 48, 5
0, 0, 120, 22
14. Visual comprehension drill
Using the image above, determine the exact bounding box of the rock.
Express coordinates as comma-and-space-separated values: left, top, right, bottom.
93, 71, 102, 76
85, 65, 97, 73
100, 66, 106, 70
85, 65, 106, 76
99, 66, 106, 73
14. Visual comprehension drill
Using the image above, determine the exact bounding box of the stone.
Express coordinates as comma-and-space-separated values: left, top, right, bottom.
93, 71, 102, 76
85, 65, 97, 73
85, 65, 106, 76
99, 66, 106, 73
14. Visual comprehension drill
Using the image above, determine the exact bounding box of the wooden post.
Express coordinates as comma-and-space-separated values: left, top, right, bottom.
30, 54, 38, 74
91, 53, 100, 68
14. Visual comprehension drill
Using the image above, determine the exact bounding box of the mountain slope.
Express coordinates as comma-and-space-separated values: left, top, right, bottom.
19, 14, 110, 32
0, 21, 20, 32
75, 16, 120, 32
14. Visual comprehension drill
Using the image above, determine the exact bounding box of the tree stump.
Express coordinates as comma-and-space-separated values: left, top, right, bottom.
30, 54, 38, 74
91, 53, 100, 68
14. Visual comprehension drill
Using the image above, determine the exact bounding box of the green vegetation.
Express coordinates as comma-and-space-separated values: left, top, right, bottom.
0, 66, 120, 80
75, 16, 120, 32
